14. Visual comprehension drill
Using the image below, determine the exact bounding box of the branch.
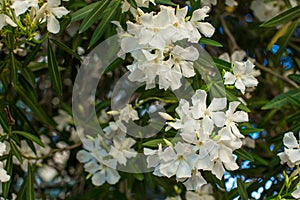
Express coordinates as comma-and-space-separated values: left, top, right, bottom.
255, 62, 299, 88
23, 142, 82, 160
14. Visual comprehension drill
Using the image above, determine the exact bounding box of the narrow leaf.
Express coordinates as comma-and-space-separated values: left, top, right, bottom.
15, 85, 56, 126
234, 149, 255, 162
237, 178, 248, 200
10, 52, 18, 85
79, 0, 110, 33
48, 40, 62, 95
199, 38, 223, 47
51, 39, 82, 60
288, 74, 300, 84
2, 153, 13, 198
10, 141, 23, 163
260, 5, 300, 27
155, 0, 177, 6
88, 0, 121, 48
262, 89, 300, 109
26, 163, 35, 200
13, 131, 45, 147
71, 1, 101, 22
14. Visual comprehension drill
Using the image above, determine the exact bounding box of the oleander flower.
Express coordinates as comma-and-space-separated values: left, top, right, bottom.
0, 14, 17, 30
224, 60, 259, 94
35, 0, 70, 34
292, 185, 300, 199
278, 132, 300, 168
11, 0, 38, 16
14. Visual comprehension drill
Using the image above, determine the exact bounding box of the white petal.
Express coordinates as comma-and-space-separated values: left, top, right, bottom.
212, 160, 225, 180
286, 149, 300, 163
11, 1, 29, 16
47, 14, 60, 34
176, 161, 192, 178
92, 170, 106, 186
292, 186, 300, 199
209, 98, 227, 111
224, 72, 236, 85
51, 7, 70, 18
232, 111, 248, 122
76, 150, 92, 163
231, 50, 246, 62
197, 22, 215, 37
235, 79, 245, 94
283, 132, 299, 149
106, 168, 121, 184
211, 111, 226, 127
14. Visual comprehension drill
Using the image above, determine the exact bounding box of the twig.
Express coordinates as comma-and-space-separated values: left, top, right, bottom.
255, 62, 299, 88
220, 15, 240, 52
22, 142, 82, 160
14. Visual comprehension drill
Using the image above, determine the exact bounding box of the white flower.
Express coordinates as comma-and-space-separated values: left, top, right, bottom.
183, 170, 207, 191
35, 0, 70, 34
292, 185, 300, 199
224, 60, 259, 94
224, 101, 248, 139
91, 159, 120, 186
185, 184, 215, 200
11, 0, 38, 16
277, 132, 300, 168
118, 104, 139, 123
159, 142, 198, 179
190, 6, 215, 39
0, 142, 6, 156
54, 109, 73, 131
144, 143, 163, 168
0, 162, 10, 182
0, 14, 17, 30
191, 89, 226, 127
37, 165, 58, 182
76, 137, 121, 186
109, 137, 137, 165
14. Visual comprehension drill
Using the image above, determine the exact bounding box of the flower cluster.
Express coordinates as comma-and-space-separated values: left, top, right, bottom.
116, 5, 215, 90
145, 89, 248, 190
0, 0, 69, 34
76, 104, 139, 186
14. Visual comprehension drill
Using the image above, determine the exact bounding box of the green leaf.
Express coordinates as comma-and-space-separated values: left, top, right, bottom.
199, 38, 223, 47
88, 0, 121, 48
240, 128, 264, 135
21, 68, 35, 87
2, 153, 13, 199
155, 0, 177, 6
142, 138, 165, 147
237, 178, 248, 200
10, 52, 18, 85
261, 89, 300, 109
71, 1, 100, 22
79, 0, 110, 33
48, 40, 62, 95
103, 58, 123, 73
234, 149, 255, 162
212, 57, 232, 72
10, 141, 23, 163
12, 131, 45, 147
51, 39, 82, 60
276, 18, 300, 57
287, 95, 300, 108
15, 85, 56, 126
260, 5, 300, 27
23, 42, 41, 67
288, 74, 300, 84
26, 163, 35, 200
